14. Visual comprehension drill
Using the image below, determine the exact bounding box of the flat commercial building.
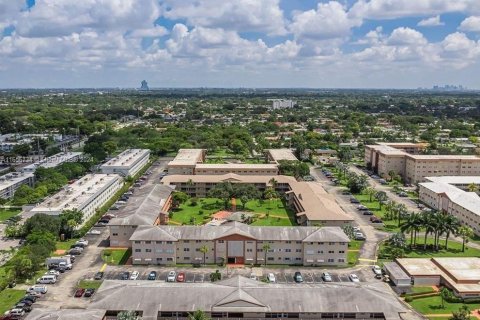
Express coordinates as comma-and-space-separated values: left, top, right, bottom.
419, 176, 480, 235
395, 257, 480, 298
108, 184, 174, 247
0, 172, 35, 199
86, 276, 410, 320
22, 152, 83, 173
30, 174, 123, 224
195, 163, 278, 175
129, 222, 349, 266
162, 174, 353, 227
270, 99, 295, 109
167, 148, 206, 174
266, 148, 298, 163
100, 149, 150, 177
365, 143, 480, 183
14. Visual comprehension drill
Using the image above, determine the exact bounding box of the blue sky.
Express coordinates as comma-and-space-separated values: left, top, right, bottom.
0, 0, 480, 88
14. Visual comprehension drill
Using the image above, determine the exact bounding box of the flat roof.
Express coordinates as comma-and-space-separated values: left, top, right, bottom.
426, 176, 480, 185
384, 262, 411, 281
31, 174, 121, 213
22, 152, 82, 171
266, 148, 298, 162
88, 276, 409, 319
434, 257, 480, 282
162, 173, 297, 185
168, 148, 205, 167
407, 154, 480, 161
101, 149, 149, 168
0, 172, 34, 190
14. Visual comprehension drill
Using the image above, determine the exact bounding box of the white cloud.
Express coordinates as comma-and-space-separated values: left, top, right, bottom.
349, 0, 480, 20
161, 0, 287, 35
387, 27, 427, 45
290, 1, 361, 40
127, 26, 169, 38
15, 0, 161, 37
459, 16, 480, 32
418, 15, 444, 27
0, 1, 24, 33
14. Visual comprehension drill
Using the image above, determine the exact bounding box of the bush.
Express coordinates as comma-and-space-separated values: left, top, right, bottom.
198, 210, 204, 215
405, 296, 413, 302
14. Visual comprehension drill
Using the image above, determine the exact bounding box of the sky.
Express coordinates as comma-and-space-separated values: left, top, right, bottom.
1, 0, 480, 89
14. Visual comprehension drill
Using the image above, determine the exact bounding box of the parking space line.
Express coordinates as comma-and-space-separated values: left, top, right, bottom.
100, 263, 107, 272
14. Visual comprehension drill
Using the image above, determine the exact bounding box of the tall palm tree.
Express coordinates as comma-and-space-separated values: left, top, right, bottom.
384, 200, 395, 221
421, 211, 436, 250
396, 203, 408, 227
440, 213, 460, 250
199, 245, 209, 266
262, 243, 271, 266
457, 226, 474, 252
400, 213, 419, 248
365, 187, 376, 202
268, 177, 278, 189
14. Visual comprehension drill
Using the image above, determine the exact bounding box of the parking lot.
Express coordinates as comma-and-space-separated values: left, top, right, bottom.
89, 267, 369, 284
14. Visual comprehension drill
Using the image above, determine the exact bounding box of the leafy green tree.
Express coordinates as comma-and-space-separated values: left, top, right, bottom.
200, 245, 209, 266
234, 184, 260, 210
22, 213, 61, 237
172, 191, 189, 208
26, 231, 56, 252
59, 209, 83, 239
457, 226, 474, 252
12, 143, 31, 156
365, 187, 376, 202
389, 232, 406, 248
117, 311, 141, 320
440, 288, 452, 309
450, 305, 470, 320
374, 191, 387, 209
207, 182, 235, 209
103, 141, 117, 157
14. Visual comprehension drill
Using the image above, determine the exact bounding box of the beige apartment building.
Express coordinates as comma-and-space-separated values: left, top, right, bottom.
129, 222, 349, 267
195, 163, 279, 175
109, 184, 174, 247
161, 174, 353, 227
167, 149, 206, 175
419, 176, 480, 235
365, 143, 480, 183
265, 148, 298, 163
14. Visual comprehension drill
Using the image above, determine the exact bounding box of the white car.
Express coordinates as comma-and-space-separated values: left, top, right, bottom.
349, 274, 360, 283
167, 271, 177, 282
372, 265, 382, 275
59, 261, 73, 270
77, 239, 89, 246
353, 226, 361, 232
249, 274, 257, 281
45, 270, 60, 276
130, 271, 139, 280
26, 285, 48, 294
88, 229, 101, 235
6, 308, 25, 317
267, 273, 276, 283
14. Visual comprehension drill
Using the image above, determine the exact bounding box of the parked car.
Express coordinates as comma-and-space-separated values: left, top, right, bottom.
249, 274, 257, 281
350, 197, 360, 204
59, 261, 72, 270
267, 273, 276, 283
74, 288, 85, 297
45, 270, 60, 277
130, 271, 139, 280
68, 248, 82, 255
5, 309, 25, 318
84, 288, 95, 297
176, 272, 185, 282
322, 272, 332, 282
87, 229, 102, 235
167, 271, 177, 282
14, 302, 31, 313
363, 210, 373, 215
94, 272, 104, 280
372, 265, 382, 276
21, 295, 37, 303
342, 190, 351, 195
24, 291, 41, 298
398, 192, 408, 197
354, 232, 366, 240
294, 272, 303, 283
349, 274, 360, 283
147, 271, 157, 280
121, 272, 130, 280
357, 205, 368, 211
76, 239, 89, 246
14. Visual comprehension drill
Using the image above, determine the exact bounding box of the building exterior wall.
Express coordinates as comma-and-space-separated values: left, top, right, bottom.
167, 165, 196, 175
195, 167, 278, 176
101, 149, 150, 177
377, 154, 405, 179
411, 276, 441, 286
130, 237, 348, 267
0, 173, 35, 199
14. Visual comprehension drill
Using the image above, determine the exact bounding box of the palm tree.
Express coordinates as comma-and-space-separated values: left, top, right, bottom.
466, 183, 478, 193
388, 170, 396, 182
268, 177, 278, 189
457, 226, 474, 252
400, 213, 419, 248
374, 191, 387, 210
384, 200, 396, 221
188, 310, 211, 320
262, 243, 271, 266
421, 211, 436, 250
441, 213, 460, 250
396, 203, 408, 227
365, 187, 376, 202
440, 287, 452, 309
199, 245, 209, 266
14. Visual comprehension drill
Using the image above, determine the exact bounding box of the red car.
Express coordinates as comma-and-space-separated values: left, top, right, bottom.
74, 288, 85, 298
176, 272, 185, 282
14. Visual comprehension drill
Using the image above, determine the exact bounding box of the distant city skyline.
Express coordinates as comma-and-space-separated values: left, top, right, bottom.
0, 0, 480, 89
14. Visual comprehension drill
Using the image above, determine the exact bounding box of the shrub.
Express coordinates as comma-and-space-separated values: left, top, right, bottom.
405, 296, 413, 302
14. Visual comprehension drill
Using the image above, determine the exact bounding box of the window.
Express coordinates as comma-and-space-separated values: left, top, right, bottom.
156, 241, 163, 244
135, 249, 141, 252
195, 240, 201, 243
296, 249, 302, 253
257, 249, 263, 252
112, 233, 118, 236
166, 258, 173, 261
285, 249, 291, 252
156, 258, 163, 261
296, 241, 302, 244
268, 257, 274, 261
339, 250, 345, 254
328, 258, 334, 262
134, 241, 140, 244
286, 241, 291, 244
166, 241, 173, 244
218, 240, 224, 243
146, 249, 152, 253
184, 257, 190, 260
306, 250, 314, 255
156, 249, 163, 253
328, 242, 335, 245
145, 241, 151, 244
284, 257, 291, 261
247, 249, 253, 252
184, 240, 190, 243
295, 257, 302, 261
184, 248, 190, 252
328, 250, 334, 254
338, 259, 345, 263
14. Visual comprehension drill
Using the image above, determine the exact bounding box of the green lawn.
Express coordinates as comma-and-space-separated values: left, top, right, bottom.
0, 289, 25, 314
409, 295, 480, 314
347, 251, 360, 266
348, 240, 363, 251
102, 249, 131, 265
410, 287, 436, 295
209, 149, 235, 157
78, 280, 103, 289
353, 193, 400, 232
380, 237, 480, 259
170, 198, 296, 226
55, 239, 79, 252
0, 209, 20, 222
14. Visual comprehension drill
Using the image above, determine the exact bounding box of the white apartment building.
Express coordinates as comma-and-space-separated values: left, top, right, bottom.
129, 222, 350, 267
419, 176, 480, 235
265, 148, 298, 164
194, 163, 279, 176
30, 174, 123, 224
365, 143, 480, 183
100, 149, 150, 177
22, 152, 83, 173
270, 99, 295, 109
0, 172, 35, 199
